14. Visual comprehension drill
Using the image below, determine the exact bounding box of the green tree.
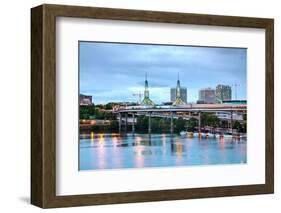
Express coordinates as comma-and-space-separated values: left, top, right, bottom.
201, 113, 220, 127
220, 120, 228, 128
186, 118, 198, 132
135, 115, 148, 133
79, 105, 96, 119
233, 121, 247, 133
174, 118, 186, 133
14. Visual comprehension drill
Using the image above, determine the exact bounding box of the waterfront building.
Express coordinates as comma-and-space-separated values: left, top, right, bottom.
141, 73, 155, 106
198, 87, 216, 104
80, 94, 93, 105
215, 84, 232, 103
216, 112, 244, 121
172, 74, 186, 105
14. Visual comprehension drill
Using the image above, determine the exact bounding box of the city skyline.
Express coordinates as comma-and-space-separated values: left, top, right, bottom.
80, 42, 247, 104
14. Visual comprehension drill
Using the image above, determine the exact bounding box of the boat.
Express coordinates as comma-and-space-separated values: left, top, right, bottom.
208, 133, 215, 138
240, 134, 247, 139
187, 132, 194, 138
180, 131, 187, 136
215, 134, 222, 138
223, 133, 233, 138
200, 132, 206, 138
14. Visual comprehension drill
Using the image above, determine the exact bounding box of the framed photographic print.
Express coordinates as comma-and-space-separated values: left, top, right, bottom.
31, 4, 274, 208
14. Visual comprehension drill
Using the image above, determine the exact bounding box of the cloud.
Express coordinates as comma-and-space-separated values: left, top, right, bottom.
80, 42, 247, 104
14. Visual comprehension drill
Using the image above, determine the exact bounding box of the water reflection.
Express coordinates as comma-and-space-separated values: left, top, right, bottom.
171, 143, 185, 155
79, 133, 247, 170
90, 132, 94, 144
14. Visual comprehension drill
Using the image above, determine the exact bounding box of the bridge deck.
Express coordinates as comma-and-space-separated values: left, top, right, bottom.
115, 104, 247, 113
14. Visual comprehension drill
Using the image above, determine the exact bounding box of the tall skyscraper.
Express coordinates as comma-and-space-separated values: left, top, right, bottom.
170, 88, 187, 103
170, 73, 187, 105
198, 88, 215, 104
141, 73, 155, 106
172, 75, 186, 106
215, 84, 232, 103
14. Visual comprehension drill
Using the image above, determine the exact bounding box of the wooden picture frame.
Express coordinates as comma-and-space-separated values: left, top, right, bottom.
31, 4, 274, 208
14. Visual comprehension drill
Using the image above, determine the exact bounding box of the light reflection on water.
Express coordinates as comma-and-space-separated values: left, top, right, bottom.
79, 133, 247, 170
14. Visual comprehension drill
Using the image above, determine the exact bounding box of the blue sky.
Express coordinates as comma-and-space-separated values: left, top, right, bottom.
79, 42, 247, 104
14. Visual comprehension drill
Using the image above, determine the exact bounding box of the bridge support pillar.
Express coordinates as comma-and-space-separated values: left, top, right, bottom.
119, 113, 122, 133
148, 112, 152, 135
132, 113, 135, 134
198, 111, 201, 133
230, 111, 233, 134
125, 113, 128, 133
170, 112, 174, 135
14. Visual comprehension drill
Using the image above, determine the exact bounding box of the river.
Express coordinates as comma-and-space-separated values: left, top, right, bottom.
79, 133, 247, 170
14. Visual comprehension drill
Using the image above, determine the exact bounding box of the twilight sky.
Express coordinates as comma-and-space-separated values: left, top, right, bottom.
79, 41, 247, 104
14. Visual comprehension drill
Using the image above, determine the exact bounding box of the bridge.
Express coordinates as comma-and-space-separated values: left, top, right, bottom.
114, 104, 247, 135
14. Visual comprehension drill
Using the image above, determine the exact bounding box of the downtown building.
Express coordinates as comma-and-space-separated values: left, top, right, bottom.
170, 88, 187, 103
79, 94, 93, 106
215, 84, 232, 103
198, 87, 216, 104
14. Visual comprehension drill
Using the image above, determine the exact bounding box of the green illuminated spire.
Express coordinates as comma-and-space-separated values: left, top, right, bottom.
173, 73, 186, 106
141, 73, 155, 106
176, 73, 181, 98
144, 72, 149, 98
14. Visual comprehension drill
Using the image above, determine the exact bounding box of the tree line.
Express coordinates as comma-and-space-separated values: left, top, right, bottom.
80, 105, 246, 133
